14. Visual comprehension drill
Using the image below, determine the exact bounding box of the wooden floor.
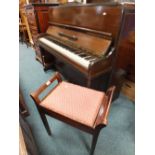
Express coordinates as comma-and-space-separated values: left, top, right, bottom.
121, 79, 135, 102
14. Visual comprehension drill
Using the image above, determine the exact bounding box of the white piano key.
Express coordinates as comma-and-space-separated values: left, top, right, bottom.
39, 37, 91, 69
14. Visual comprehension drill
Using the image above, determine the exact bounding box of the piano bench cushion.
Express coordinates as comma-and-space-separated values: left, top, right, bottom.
40, 81, 105, 128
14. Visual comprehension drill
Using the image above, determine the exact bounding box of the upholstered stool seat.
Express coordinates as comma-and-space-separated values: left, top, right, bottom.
30, 72, 115, 155
40, 81, 105, 128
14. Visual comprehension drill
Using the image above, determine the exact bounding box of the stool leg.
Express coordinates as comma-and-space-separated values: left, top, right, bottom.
39, 111, 52, 136
90, 126, 103, 155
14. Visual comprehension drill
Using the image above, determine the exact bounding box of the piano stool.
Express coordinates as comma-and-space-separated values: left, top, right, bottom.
30, 72, 115, 155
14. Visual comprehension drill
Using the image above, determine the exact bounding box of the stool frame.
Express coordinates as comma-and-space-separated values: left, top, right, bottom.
30, 72, 115, 155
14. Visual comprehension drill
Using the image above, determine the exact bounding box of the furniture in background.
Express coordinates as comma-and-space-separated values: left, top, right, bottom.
19, 0, 33, 45
25, 3, 59, 63
112, 3, 135, 100
30, 72, 115, 155
19, 22, 30, 46
20, 114, 38, 155
19, 88, 29, 117
115, 3, 135, 82
121, 79, 135, 102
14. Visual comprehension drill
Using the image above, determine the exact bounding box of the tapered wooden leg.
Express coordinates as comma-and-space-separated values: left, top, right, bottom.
30, 94, 52, 136
39, 111, 52, 136
90, 126, 103, 155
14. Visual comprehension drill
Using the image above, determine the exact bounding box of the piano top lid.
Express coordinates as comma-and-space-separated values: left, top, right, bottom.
49, 2, 120, 8
45, 26, 112, 57
48, 3, 123, 45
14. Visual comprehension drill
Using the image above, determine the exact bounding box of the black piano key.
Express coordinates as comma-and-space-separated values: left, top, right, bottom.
76, 52, 83, 55
44, 36, 99, 62
71, 50, 80, 53
77, 53, 86, 56
83, 55, 92, 59
89, 58, 97, 62
80, 54, 89, 57
85, 56, 94, 60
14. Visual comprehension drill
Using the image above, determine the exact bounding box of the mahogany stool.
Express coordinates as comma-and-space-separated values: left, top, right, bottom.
30, 72, 115, 155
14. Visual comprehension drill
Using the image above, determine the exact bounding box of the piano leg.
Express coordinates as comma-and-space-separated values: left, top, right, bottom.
42, 55, 53, 71
89, 70, 112, 91
87, 76, 92, 88
39, 47, 55, 71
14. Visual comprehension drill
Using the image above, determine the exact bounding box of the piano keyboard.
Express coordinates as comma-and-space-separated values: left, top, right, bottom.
39, 37, 98, 69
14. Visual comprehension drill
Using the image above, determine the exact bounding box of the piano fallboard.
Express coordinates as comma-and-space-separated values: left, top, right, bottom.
46, 26, 112, 57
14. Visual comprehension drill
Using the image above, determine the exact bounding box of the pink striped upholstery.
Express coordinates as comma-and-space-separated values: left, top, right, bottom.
40, 81, 105, 127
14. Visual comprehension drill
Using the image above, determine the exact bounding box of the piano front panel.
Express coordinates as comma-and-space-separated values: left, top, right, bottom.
48, 4, 123, 44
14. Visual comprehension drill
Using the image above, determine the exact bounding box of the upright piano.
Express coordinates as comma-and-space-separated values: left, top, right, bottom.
37, 3, 124, 91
